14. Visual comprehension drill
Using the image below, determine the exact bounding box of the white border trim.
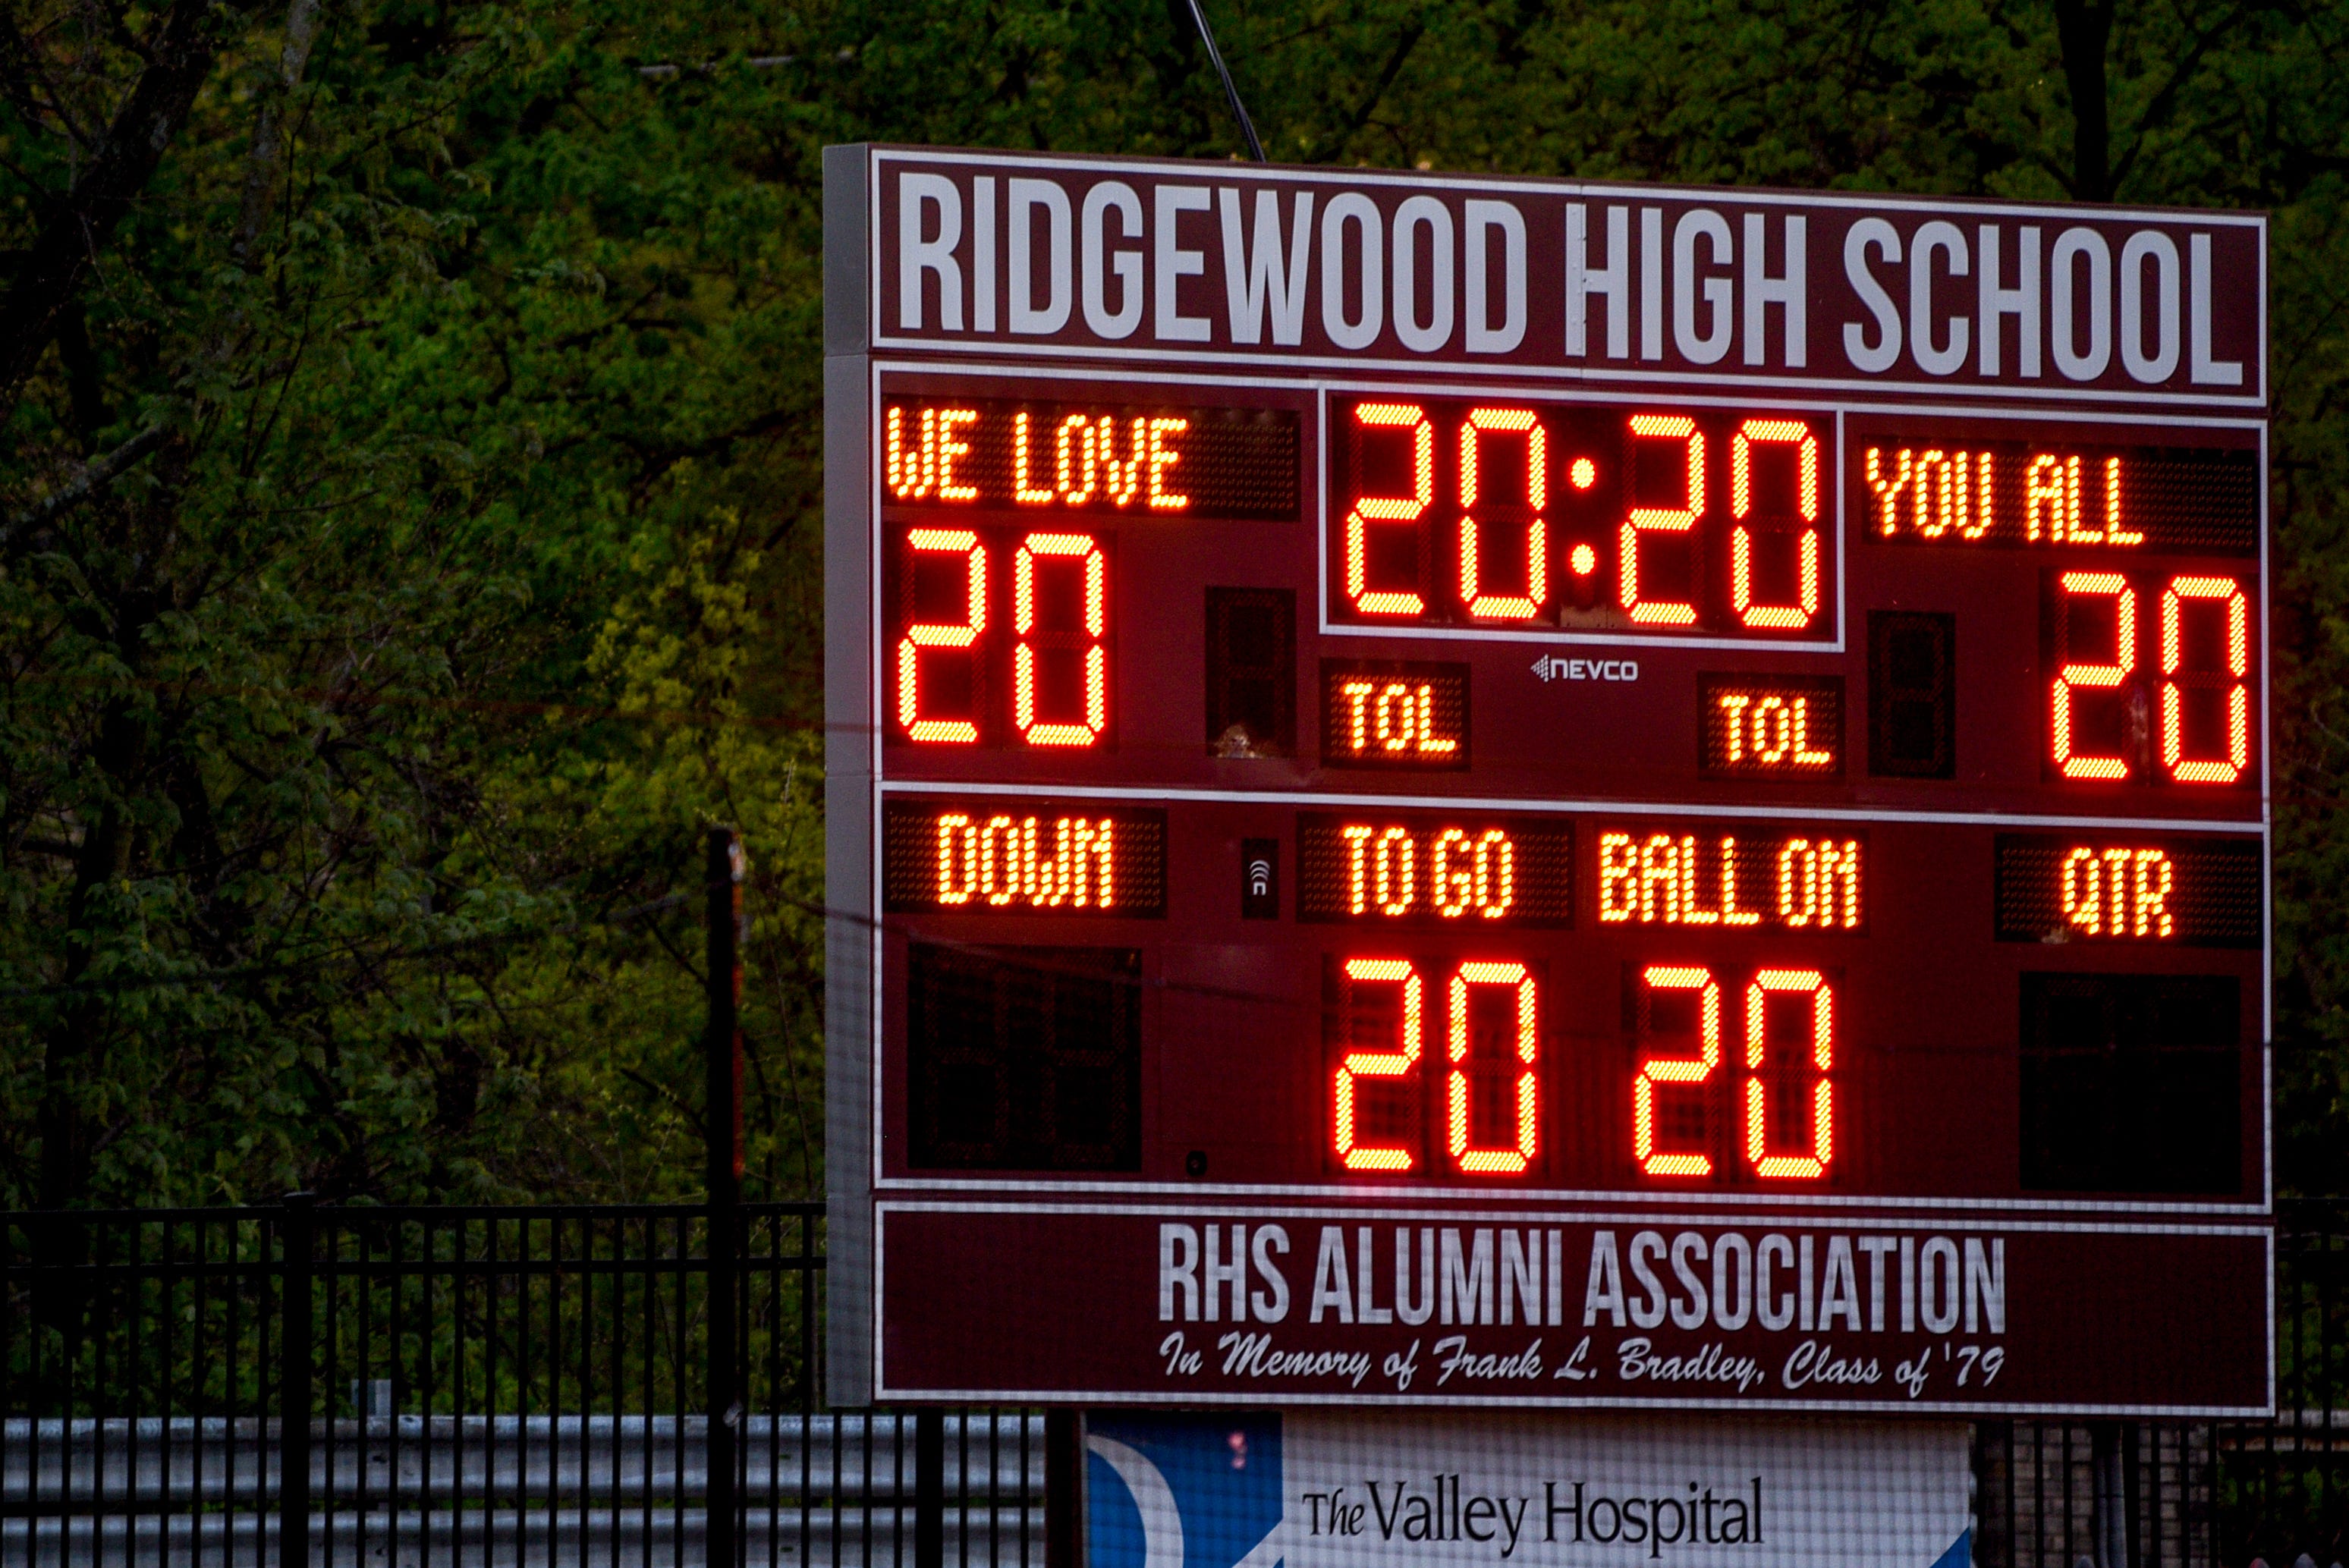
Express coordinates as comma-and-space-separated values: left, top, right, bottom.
880, 1195, 2273, 1233
878, 775, 2263, 835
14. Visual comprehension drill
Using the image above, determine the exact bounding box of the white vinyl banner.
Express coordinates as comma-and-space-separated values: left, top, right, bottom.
1086, 1412, 1970, 1568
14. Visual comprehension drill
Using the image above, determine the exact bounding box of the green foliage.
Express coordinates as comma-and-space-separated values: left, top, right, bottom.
5, 0, 2349, 1203
0, 0, 829, 1205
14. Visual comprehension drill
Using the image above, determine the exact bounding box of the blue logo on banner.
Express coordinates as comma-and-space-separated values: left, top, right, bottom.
1087, 1414, 1285, 1568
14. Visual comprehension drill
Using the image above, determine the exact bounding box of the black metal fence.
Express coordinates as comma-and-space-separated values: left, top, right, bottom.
3, 1199, 2344, 1568
0, 1200, 1039, 1568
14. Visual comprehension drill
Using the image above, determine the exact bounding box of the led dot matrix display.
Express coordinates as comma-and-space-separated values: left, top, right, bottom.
1319, 661, 1470, 769
1297, 814, 1573, 925
1863, 438, 2256, 555
882, 801, 1168, 916
1995, 834, 2261, 947
868, 386, 2259, 1205
882, 399, 1298, 520
1597, 829, 1865, 932
1700, 675, 1845, 777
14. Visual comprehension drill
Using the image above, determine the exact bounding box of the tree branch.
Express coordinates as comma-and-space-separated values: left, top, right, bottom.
2105, 3, 2255, 199
232, 0, 325, 266
0, 14, 95, 149
1303, 19, 1426, 165
0, 0, 265, 410
2, 421, 168, 550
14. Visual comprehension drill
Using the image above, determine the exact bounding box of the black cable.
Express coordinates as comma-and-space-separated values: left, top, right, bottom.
1181, 0, 1267, 162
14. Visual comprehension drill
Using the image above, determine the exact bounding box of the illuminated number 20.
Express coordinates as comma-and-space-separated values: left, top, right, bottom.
1333, 957, 1538, 1175
2052, 570, 2252, 784
1634, 963, 1835, 1180
898, 527, 1108, 747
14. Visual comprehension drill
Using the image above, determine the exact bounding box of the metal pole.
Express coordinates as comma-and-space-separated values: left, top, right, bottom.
1178, 0, 1266, 161
706, 827, 747, 1568
2090, 1421, 2131, 1568
278, 1192, 315, 1568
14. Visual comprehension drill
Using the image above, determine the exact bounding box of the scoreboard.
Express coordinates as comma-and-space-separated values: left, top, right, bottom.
822, 146, 2272, 1416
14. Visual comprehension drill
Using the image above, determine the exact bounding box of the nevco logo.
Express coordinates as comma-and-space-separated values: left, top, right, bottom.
1533, 656, 1639, 683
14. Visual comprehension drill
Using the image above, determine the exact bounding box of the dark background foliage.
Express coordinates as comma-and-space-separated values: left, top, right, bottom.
2, 0, 2341, 1206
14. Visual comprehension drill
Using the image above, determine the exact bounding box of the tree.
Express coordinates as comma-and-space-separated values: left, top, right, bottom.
0, 0, 829, 1205
7, 0, 2349, 1203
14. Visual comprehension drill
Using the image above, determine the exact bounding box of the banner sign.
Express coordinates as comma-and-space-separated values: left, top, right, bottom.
881, 1208, 2267, 1413
1085, 1411, 1971, 1568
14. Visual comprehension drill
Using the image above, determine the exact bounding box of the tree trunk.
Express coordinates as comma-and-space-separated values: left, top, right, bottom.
0, 0, 260, 409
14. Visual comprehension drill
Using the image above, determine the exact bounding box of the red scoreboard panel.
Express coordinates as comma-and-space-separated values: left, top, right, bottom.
823, 146, 2272, 1416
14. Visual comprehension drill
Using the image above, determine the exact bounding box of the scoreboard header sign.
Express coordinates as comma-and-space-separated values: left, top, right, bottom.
863, 151, 2263, 405
823, 145, 2272, 1417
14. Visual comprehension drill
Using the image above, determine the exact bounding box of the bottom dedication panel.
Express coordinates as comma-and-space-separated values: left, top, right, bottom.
878, 1206, 2269, 1413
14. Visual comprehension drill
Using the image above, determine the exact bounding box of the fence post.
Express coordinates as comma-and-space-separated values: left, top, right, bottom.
707, 826, 747, 1568
915, 1410, 945, 1568
278, 1192, 316, 1568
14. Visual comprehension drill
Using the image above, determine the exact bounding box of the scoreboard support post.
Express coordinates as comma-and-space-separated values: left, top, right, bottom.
823, 140, 2275, 1553
706, 825, 745, 1568
1046, 1410, 1087, 1568
2092, 1422, 2137, 1568
824, 143, 879, 1406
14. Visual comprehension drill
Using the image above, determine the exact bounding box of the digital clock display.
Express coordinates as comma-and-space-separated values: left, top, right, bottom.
1327, 397, 1837, 641
829, 147, 2272, 1415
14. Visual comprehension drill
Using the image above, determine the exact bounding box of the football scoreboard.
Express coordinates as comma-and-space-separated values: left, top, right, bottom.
824, 146, 2272, 1415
